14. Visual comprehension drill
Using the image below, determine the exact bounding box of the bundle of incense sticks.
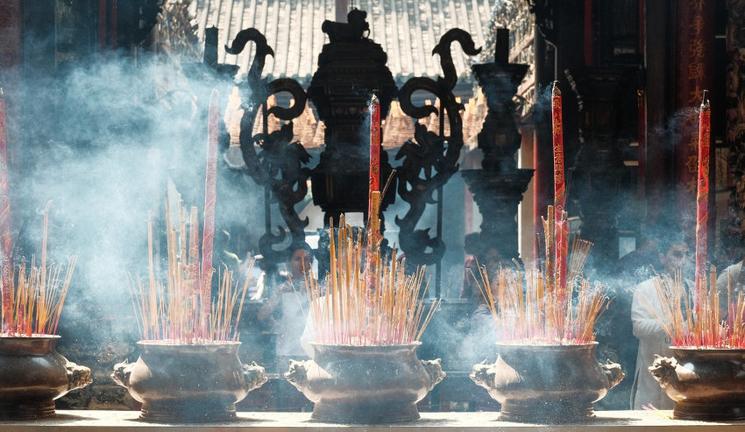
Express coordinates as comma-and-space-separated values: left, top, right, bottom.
304, 215, 439, 346
475, 236, 606, 344
129, 197, 252, 343
650, 269, 745, 348
1, 208, 77, 336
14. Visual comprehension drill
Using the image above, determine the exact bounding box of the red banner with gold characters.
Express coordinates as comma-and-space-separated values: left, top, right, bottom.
676, 0, 714, 199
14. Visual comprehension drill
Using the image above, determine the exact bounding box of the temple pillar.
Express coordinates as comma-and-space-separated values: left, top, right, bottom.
462, 30, 533, 262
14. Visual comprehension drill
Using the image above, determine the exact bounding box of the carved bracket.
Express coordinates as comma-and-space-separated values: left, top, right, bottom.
225, 29, 311, 269
395, 29, 481, 266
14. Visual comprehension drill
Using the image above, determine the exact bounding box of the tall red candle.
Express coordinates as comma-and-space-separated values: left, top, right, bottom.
368, 94, 381, 198
694, 91, 711, 302
0, 89, 12, 334
551, 83, 566, 226
201, 89, 219, 338
551, 82, 567, 296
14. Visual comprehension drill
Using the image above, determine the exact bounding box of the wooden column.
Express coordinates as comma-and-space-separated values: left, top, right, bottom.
643, 0, 672, 223
0, 0, 22, 70
723, 0, 745, 260
0, 0, 22, 177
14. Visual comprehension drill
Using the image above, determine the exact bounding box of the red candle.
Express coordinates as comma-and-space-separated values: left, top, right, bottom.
551, 83, 566, 217
0, 89, 12, 334
694, 91, 711, 302
551, 82, 567, 296
201, 89, 220, 338
368, 94, 381, 197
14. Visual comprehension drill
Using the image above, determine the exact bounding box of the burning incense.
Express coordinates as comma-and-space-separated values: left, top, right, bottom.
650, 269, 745, 348
649, 94, 745, 348
0, 89, 13, 333
201, 89, 220, 338
694, 91, 711, 311
471, 83, 606, 345
129, 196, 252, 343
551, 82, 569, 306
367, 93, 382, 247
1, 207, 77, 336
368, 93, 381, 198
475, 237, 606, 344
305, 215, 439, 346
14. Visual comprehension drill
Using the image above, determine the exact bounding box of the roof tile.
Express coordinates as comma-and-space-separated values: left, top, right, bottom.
196, 0, 493, 81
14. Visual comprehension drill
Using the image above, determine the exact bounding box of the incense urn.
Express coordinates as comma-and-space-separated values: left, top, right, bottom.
651, 348, 745, 420
470, 343, 624, 423
285, 343, 445, 424
111, 341, 267, 423
0, 336, 92, 420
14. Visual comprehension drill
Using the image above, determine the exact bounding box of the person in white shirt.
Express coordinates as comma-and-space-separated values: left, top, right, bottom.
257, 246, 314, 366
630, 239, 689, 410
717, 259, 743, 299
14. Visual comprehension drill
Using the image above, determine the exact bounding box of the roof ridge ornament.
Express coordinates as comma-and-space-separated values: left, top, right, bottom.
321, 8, 370, 43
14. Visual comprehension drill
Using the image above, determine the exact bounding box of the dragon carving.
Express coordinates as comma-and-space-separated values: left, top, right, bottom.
225, 28, 310, 267
396, 29, 481, 265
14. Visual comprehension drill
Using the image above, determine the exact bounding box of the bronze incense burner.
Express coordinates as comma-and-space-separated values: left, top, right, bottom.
285, 343, 445, 424
0, 336, 92, 420
471, 343, 623, 423
112, 341, 267, 423
651, 347, 745, 420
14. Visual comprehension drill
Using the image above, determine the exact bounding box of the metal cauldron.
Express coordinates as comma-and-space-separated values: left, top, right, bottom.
470, 343, 623, 423
285, 343, 445, 424
112, 341, 267, 423
651, 347, 745, 420
0, 336, 92, 420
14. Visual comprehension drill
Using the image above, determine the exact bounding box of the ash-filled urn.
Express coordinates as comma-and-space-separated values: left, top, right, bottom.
285, 343, 445, 424
0, 336, 92, 420
471, 343, 623, 423
651, 347, 745, 421
112, 341, 267, 423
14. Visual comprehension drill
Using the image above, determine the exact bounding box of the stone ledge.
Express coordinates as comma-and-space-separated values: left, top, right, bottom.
1, 410, 744, 431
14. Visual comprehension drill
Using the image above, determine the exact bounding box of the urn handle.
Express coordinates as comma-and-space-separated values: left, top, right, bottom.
66, 360, 93, 391
421, 358, 446, 390
111, 360, 135, 388
241, 362, 268, 392
600, 360, 624, 390
649, 355, 697, 387
649, 355, 679, 392
469, 360, 497, 391
284, 359, 311, 392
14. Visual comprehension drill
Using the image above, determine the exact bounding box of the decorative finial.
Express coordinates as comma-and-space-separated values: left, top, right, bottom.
495, 28, 509, 63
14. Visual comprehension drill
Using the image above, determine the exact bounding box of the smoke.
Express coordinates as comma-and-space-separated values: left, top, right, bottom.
10, 51, 265, 357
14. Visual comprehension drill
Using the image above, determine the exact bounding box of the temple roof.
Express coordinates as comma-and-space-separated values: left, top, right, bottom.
226, 87, 488, 150
191, 0, 495, 82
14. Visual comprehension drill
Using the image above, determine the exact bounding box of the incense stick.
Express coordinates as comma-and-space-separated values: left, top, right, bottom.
474, 227, 606, 345
306, 218, 439, 346
1, 208, 77, 336
650, 268, 745, 348
129, 197, 253, 344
